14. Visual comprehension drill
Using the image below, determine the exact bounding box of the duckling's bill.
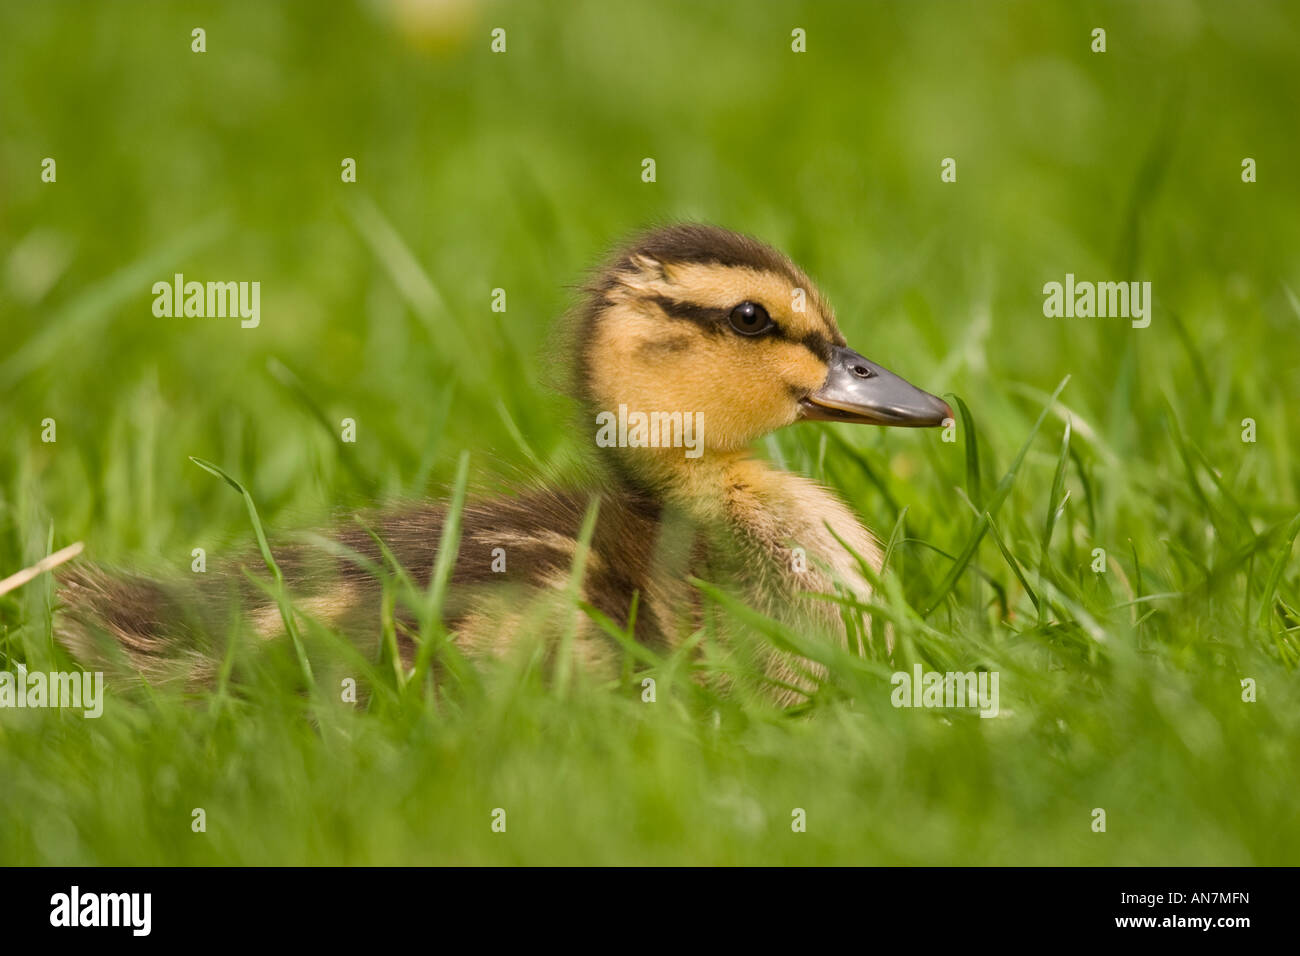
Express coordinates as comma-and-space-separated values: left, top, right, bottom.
799, 345, 952, 427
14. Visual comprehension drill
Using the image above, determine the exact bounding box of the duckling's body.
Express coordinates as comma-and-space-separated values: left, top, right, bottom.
58, 224, 949, 704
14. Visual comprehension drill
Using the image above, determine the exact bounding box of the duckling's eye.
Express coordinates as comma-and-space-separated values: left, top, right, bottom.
728, 301, 774, 336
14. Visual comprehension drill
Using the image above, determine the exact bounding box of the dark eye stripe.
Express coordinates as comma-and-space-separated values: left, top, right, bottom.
649, 294, 831, 361
648, 295, 729, 331
793, 331, 832, 362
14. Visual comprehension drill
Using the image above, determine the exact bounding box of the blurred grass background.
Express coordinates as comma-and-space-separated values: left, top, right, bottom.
1, 0, 1298, 864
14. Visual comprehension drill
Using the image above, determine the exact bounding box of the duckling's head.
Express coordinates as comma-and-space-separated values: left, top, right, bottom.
575, 224, 951, 467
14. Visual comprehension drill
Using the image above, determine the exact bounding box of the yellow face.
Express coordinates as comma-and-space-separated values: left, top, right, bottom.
582, 235, 845, 453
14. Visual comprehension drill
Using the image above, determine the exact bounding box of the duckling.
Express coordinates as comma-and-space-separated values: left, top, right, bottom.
57, 224, 950, 704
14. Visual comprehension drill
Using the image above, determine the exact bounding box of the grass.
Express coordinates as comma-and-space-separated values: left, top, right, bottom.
1, 0, 1298, 865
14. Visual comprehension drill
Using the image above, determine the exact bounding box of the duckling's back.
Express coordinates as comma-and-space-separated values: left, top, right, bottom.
55, 486, 698, 687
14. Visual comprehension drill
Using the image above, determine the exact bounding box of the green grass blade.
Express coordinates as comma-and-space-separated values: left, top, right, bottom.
411, 450, 472, 698
188, 456, 315, 688
987, 514, 1040, 613
952, 394, 982, 510
1258, 511, 1300, 628
920, 376, 1070, 617
1042, 416, 1071, 560
555, 495, 602, 697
